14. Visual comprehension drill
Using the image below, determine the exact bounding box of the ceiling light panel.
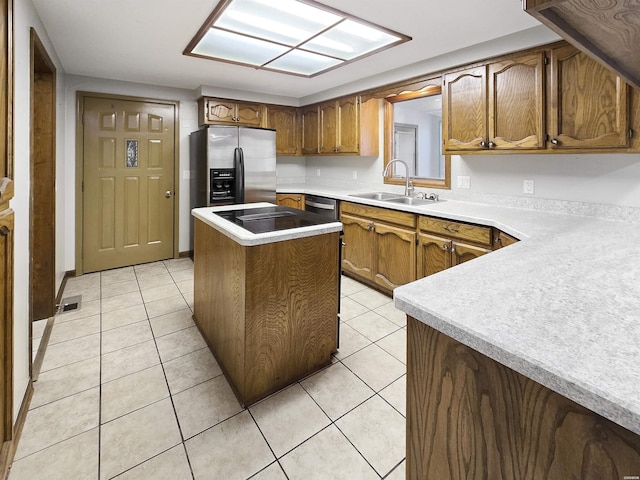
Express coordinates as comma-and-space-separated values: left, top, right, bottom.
215, 0, 341, 46
302, 19, 402, 60
266, 49, 343, 76
193, 29, 290, 66
184, 0, 411, 77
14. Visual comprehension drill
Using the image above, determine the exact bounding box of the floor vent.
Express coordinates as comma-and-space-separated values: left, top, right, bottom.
60, 295, 82, 313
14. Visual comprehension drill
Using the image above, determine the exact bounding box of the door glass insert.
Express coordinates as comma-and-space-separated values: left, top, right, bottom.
126, 139, 138, 168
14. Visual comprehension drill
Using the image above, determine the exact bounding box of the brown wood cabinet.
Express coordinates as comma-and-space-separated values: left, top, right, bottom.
266, 105, 299, 155
444, 52, 545, 152
193, 218, 339, 407
341, 202, 416, 293
524, 0, 640, 91
303, 97, 380, 156
407, 317, 640, 479
443, 43, 634, 154
198, 97, 264, 127
275, 193, 305, 209
301, 105, 320, 155
417, 216, 492, 279
493, 228, 519, 249
548, 44, 629, 149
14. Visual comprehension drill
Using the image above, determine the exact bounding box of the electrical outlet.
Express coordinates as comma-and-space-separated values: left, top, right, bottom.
316, 168, 321, 177
182, 170, 191, 180
457, 176, 470, 189
523, 179, 535, 195
352, 170, 357, 180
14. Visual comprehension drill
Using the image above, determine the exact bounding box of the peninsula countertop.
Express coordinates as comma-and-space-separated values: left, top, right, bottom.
192, 202, 343, 247
277, 184, 640, 436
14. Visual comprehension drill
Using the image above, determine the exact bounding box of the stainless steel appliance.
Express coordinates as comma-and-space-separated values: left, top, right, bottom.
190, 125, 277, 209
304, 195, 339, 220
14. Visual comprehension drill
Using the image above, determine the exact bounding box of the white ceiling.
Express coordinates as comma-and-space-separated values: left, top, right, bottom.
32, 0, 543, 100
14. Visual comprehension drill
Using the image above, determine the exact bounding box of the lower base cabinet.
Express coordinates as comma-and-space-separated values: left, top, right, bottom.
407, 316, 640, 479
341, 202, 416, 293
275, 193, 305, 209
417, 216, 492, 278
341, 202, 519, 289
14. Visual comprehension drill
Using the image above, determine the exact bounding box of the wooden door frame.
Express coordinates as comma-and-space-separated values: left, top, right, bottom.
0, 0, 13, 477
75, 92, 180, 275
29, 28, 56, 326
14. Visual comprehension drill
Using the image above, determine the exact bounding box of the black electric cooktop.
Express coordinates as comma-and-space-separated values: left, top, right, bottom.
214, 206, 337, 234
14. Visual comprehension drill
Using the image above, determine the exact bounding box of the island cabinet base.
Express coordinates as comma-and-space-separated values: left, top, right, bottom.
407, 316, 640, 480
193, 218, 339, 407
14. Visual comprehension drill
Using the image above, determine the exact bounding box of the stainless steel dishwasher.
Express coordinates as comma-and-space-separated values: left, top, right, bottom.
304, 195, 339, 220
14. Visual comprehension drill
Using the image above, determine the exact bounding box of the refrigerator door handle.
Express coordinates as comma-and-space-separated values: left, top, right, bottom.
234, 147, 245, 204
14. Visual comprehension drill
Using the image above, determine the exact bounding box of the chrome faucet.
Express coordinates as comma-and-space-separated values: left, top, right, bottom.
383, 159, 412, 196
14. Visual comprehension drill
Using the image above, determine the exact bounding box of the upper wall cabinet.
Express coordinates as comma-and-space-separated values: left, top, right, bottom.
301, 104, 320, 155
266, 105, 299, 156
198, 97, 264, 127
443, 52, 545, 152
524, 0, 640, 91
304, 96, 380, 156
548, 44, 629, 149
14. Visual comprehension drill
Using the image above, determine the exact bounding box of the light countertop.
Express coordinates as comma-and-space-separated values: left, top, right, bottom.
192, 203, 342, 246
278, 184, 640, 436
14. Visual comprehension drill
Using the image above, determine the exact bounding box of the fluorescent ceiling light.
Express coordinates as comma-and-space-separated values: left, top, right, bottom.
184, 0, 411, 77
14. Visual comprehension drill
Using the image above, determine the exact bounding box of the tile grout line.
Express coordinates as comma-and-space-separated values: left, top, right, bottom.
137, 261, 197, 480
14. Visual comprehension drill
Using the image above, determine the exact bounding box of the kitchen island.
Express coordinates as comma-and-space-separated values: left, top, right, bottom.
192, 203, 342, 406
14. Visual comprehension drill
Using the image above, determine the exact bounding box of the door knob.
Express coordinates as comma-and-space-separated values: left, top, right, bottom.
165, 191, 173, 198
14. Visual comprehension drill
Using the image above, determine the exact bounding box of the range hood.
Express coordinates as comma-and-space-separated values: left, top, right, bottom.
524, 0, 640, 90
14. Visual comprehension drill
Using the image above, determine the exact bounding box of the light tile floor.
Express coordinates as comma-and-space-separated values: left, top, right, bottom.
9, 259, 407, 480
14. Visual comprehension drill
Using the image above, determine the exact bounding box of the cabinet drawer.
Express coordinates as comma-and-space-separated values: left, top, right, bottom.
419, 216, 492, 246
342, 202, 416, 229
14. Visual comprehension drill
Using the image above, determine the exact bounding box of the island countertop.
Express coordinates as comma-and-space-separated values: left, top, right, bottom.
277, 185, 640, 436
192, 203, 342, 247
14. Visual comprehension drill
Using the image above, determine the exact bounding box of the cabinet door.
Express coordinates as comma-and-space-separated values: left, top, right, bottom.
267, 106, 299, 155
336, 97, 359, 154
319, 101, 338, 154
204, 99, 236, 124
549, 44, 629, 149
417, 232, 451, 279
301, 105, 320, 155
340, 213, 374, 281
236, 102, 263, 126
373, 222, 416, 291
452, 241, 491, 266
489, 53, 545, 149
276, 193, 304, 209
443, 66, 487, 151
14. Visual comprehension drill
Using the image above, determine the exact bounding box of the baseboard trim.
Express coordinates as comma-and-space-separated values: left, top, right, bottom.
31, 318, 54, 383
1, 381, 34, 480
179, 251, 192, 259
55, 270, 75, 309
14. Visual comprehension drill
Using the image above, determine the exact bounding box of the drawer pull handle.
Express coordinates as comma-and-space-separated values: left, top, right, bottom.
443, 225, 459, 233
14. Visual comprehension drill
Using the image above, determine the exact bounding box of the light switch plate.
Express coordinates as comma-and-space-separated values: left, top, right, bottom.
457, 176, 470, 189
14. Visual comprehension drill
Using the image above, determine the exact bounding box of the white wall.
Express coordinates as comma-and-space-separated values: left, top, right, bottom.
452, 153, 640, 207
13, 0, 66, 420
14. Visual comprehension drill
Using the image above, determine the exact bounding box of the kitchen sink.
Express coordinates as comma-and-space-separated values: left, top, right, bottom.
349, 192, 444, 206
349, 192, 402, 200
384, 196, 440, 206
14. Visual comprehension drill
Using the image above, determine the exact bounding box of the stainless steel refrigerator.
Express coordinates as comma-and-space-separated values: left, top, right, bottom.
190, 125, 277, 210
